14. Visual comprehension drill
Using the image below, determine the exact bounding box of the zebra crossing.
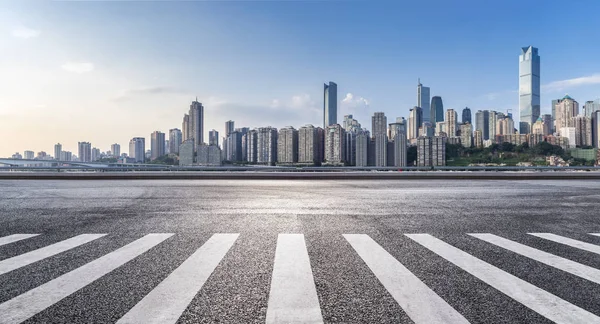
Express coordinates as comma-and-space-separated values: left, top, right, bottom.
2, 232, 600, 323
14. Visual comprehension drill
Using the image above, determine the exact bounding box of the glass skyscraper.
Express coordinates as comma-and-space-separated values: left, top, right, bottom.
430, 96, 444, 124
323, 82, 338, 129
519, 46, 541, 134
462, 107, 472, 125
417, 79, 431, 123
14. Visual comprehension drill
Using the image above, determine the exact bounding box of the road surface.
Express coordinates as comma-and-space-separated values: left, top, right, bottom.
1, 179, 600, 323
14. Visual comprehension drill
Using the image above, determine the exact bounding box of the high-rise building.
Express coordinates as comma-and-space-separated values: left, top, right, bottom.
560, 127, 576, 148
344, 131, 357, 166
417, 79, 431, 123
150, 131, 166, 160
388, 118, 407, 140
541, 114, 552, 136
592, 111, 600, 148
355, 131, 369, 167
475, 110, 489, 140
225, 120, 235, 138
446, 109, 458, 137
555, 95, 579, 136
189, 99, 204, 150
197, 144, 222, 166
324, 82, 338, 128
129, 137, 145, 163
110, 144, 121, 157
497, 117, 515, 135
393, 133, 407, 167
60, 151, 72, 161
91, 147, 101, 162
54, 143, 62, 160
418, 136, 446, 166
462, 107, 472, 125
277, 126, 298, 164
225, 131, 243, 162
257, 127, 278, 165
298, 124, 324, 165
343, 115, 361, 132
245, 129, 258, 163
474, 130, 483, 148
24, 150, 34, 160
208, 129, 219, 147
460, 123, 473, 148
372, 112, 387, 166
573, 116, 592, 147
430, 96, 444, 125
182, 114, 190, 142
11, 152, 22, 159
532, 118, 546, 135
324, 124, 345, 165
408, 107, 423, 141
519, 46, 541, 134
551, 99, 559, 132
168, 129, 182, 155
179, 140, 194, 166
488, 111, 498, 139
78, 142, 92, 162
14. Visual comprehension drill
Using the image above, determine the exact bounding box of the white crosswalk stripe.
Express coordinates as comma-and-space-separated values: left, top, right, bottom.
0, 234, 106, 276
344, 234, 469, 324
117, 233, 239, 324
590, 233, 600, 237
470, 233, 600, 284
407, 233, 600, 324
0, 233, 173, 324
529, 233, 600, 255
266, 234, 323, 324
0, 234, 39, 247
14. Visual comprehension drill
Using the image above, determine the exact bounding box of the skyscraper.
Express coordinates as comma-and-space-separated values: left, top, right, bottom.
408, 107, 423, 141
555, 95, 579, 135
150, 131, 166, 160
298, 125, 323, 165
225, 120, 235, 138
460, 123, 473, 148
54, 143, 62, 161
372, 112, 387, 167
182, 114, 190, 142
111, 144, 121, 157
592, 111, 600, 148
129, 137, 145, 163
475, 110, 490, 140
209, 130, 219, 147
78, 142, 92, 162
430, 96, 444, 125
324, 82, 338, 129
355, 131, 368, 167
417, 79, 431, 123
257, 127, 278, 165
189, 99, 204, 149
91, 148, 101, 162
277, 126, 298, 164
462, 107, 472, 124
169, 129, 182, 154
324, 124, 345, 165
446, 109, 458, 137
519, 46, 541, 134
245, 130, 258, 163
393, 133, 407, 167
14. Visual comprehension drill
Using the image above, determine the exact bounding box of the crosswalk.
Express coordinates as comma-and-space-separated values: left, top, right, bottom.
2, 232, 600, 323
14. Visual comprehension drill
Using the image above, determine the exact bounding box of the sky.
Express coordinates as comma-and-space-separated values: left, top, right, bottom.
2, 0, 600, 157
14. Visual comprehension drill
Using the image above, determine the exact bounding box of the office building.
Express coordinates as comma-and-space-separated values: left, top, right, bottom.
573, 116, 592, 147
257, 127, 278, 165
519, 46, 541, 134
54, 143, 62, 161
388, 117, 407, 140
430, 96, 444, 125
167, 129, 182, 155
225, 120, 235, 138
209, 130, 219, 147
355, 131, 368, 167
128, 137, 145, 163
417, 79, 431, 123
110, 144, 121, 157
460, 123, 473, 147
462, 107, 472, 124
277, 126, 298, 164
91, 148, 100, 162
344, 131, 357, 166
324, 124, 345, 165
555, 95, 579, 135
446, 109, 458, 137
583, 100, 600, 118
475, 110, 489, 140
393, 133, 407, 167
408, 107, 423, 142
372, 112, 387, 166
182, 114, 190, 142
150, 131, 165, 160
541, 114, 552, 136
225, 131, 243, 162
324, 82, 338, 128
77, 142, 92, 162
343, 114, 361, 132
189, 99, 204, 149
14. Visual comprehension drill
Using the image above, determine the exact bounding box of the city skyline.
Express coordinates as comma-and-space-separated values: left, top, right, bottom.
2, 1, 600, 157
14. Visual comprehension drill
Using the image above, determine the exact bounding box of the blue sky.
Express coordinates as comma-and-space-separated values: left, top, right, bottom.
2, 0, 600, 156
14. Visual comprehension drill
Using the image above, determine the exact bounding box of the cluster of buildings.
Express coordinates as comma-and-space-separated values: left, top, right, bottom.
10, 46, 600, 167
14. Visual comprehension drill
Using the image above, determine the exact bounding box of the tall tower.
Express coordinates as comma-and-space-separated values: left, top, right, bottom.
462, 107, 472, 124
519, 46, 541, 134
323, 82, 338, 129
417, 79, 431, 123
189, 99, 204, 149
430, 96, 444, 124
372, 112, 387, 167
54, 143, 62, 161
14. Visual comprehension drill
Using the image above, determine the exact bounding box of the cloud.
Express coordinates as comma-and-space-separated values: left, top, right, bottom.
543, 74, 600, 93
341, 93, 370, 107
61, 62, 94, 74
112, 86, 187, 102
11, 26, 40, 39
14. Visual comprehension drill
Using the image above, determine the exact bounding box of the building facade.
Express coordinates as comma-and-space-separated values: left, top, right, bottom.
355, 132, 368, 167
519, 46, 541, 134
189, 100, 204, 150
324, 82, 338, 129
408, 107, 423, 142
54, 143, 62, 161
460, 123, 473, 148
372, 112, 388, 166
446, 109, 458, 137
555, 95, 579, 135
462, 107, 472, 125
128, 137, 145, 163
150, 131, 165, 160
277, 126, 298, 164
257, 127, 278, 165
430, 96, 444, 125
110, 144, 121, 157
324, 124, 345, 165
78, 142, 92, 162
393, 133, 407, 167
417, 79, 431, 123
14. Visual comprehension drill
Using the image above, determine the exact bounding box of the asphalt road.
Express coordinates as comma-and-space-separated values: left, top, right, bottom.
1, 179, 600, 323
